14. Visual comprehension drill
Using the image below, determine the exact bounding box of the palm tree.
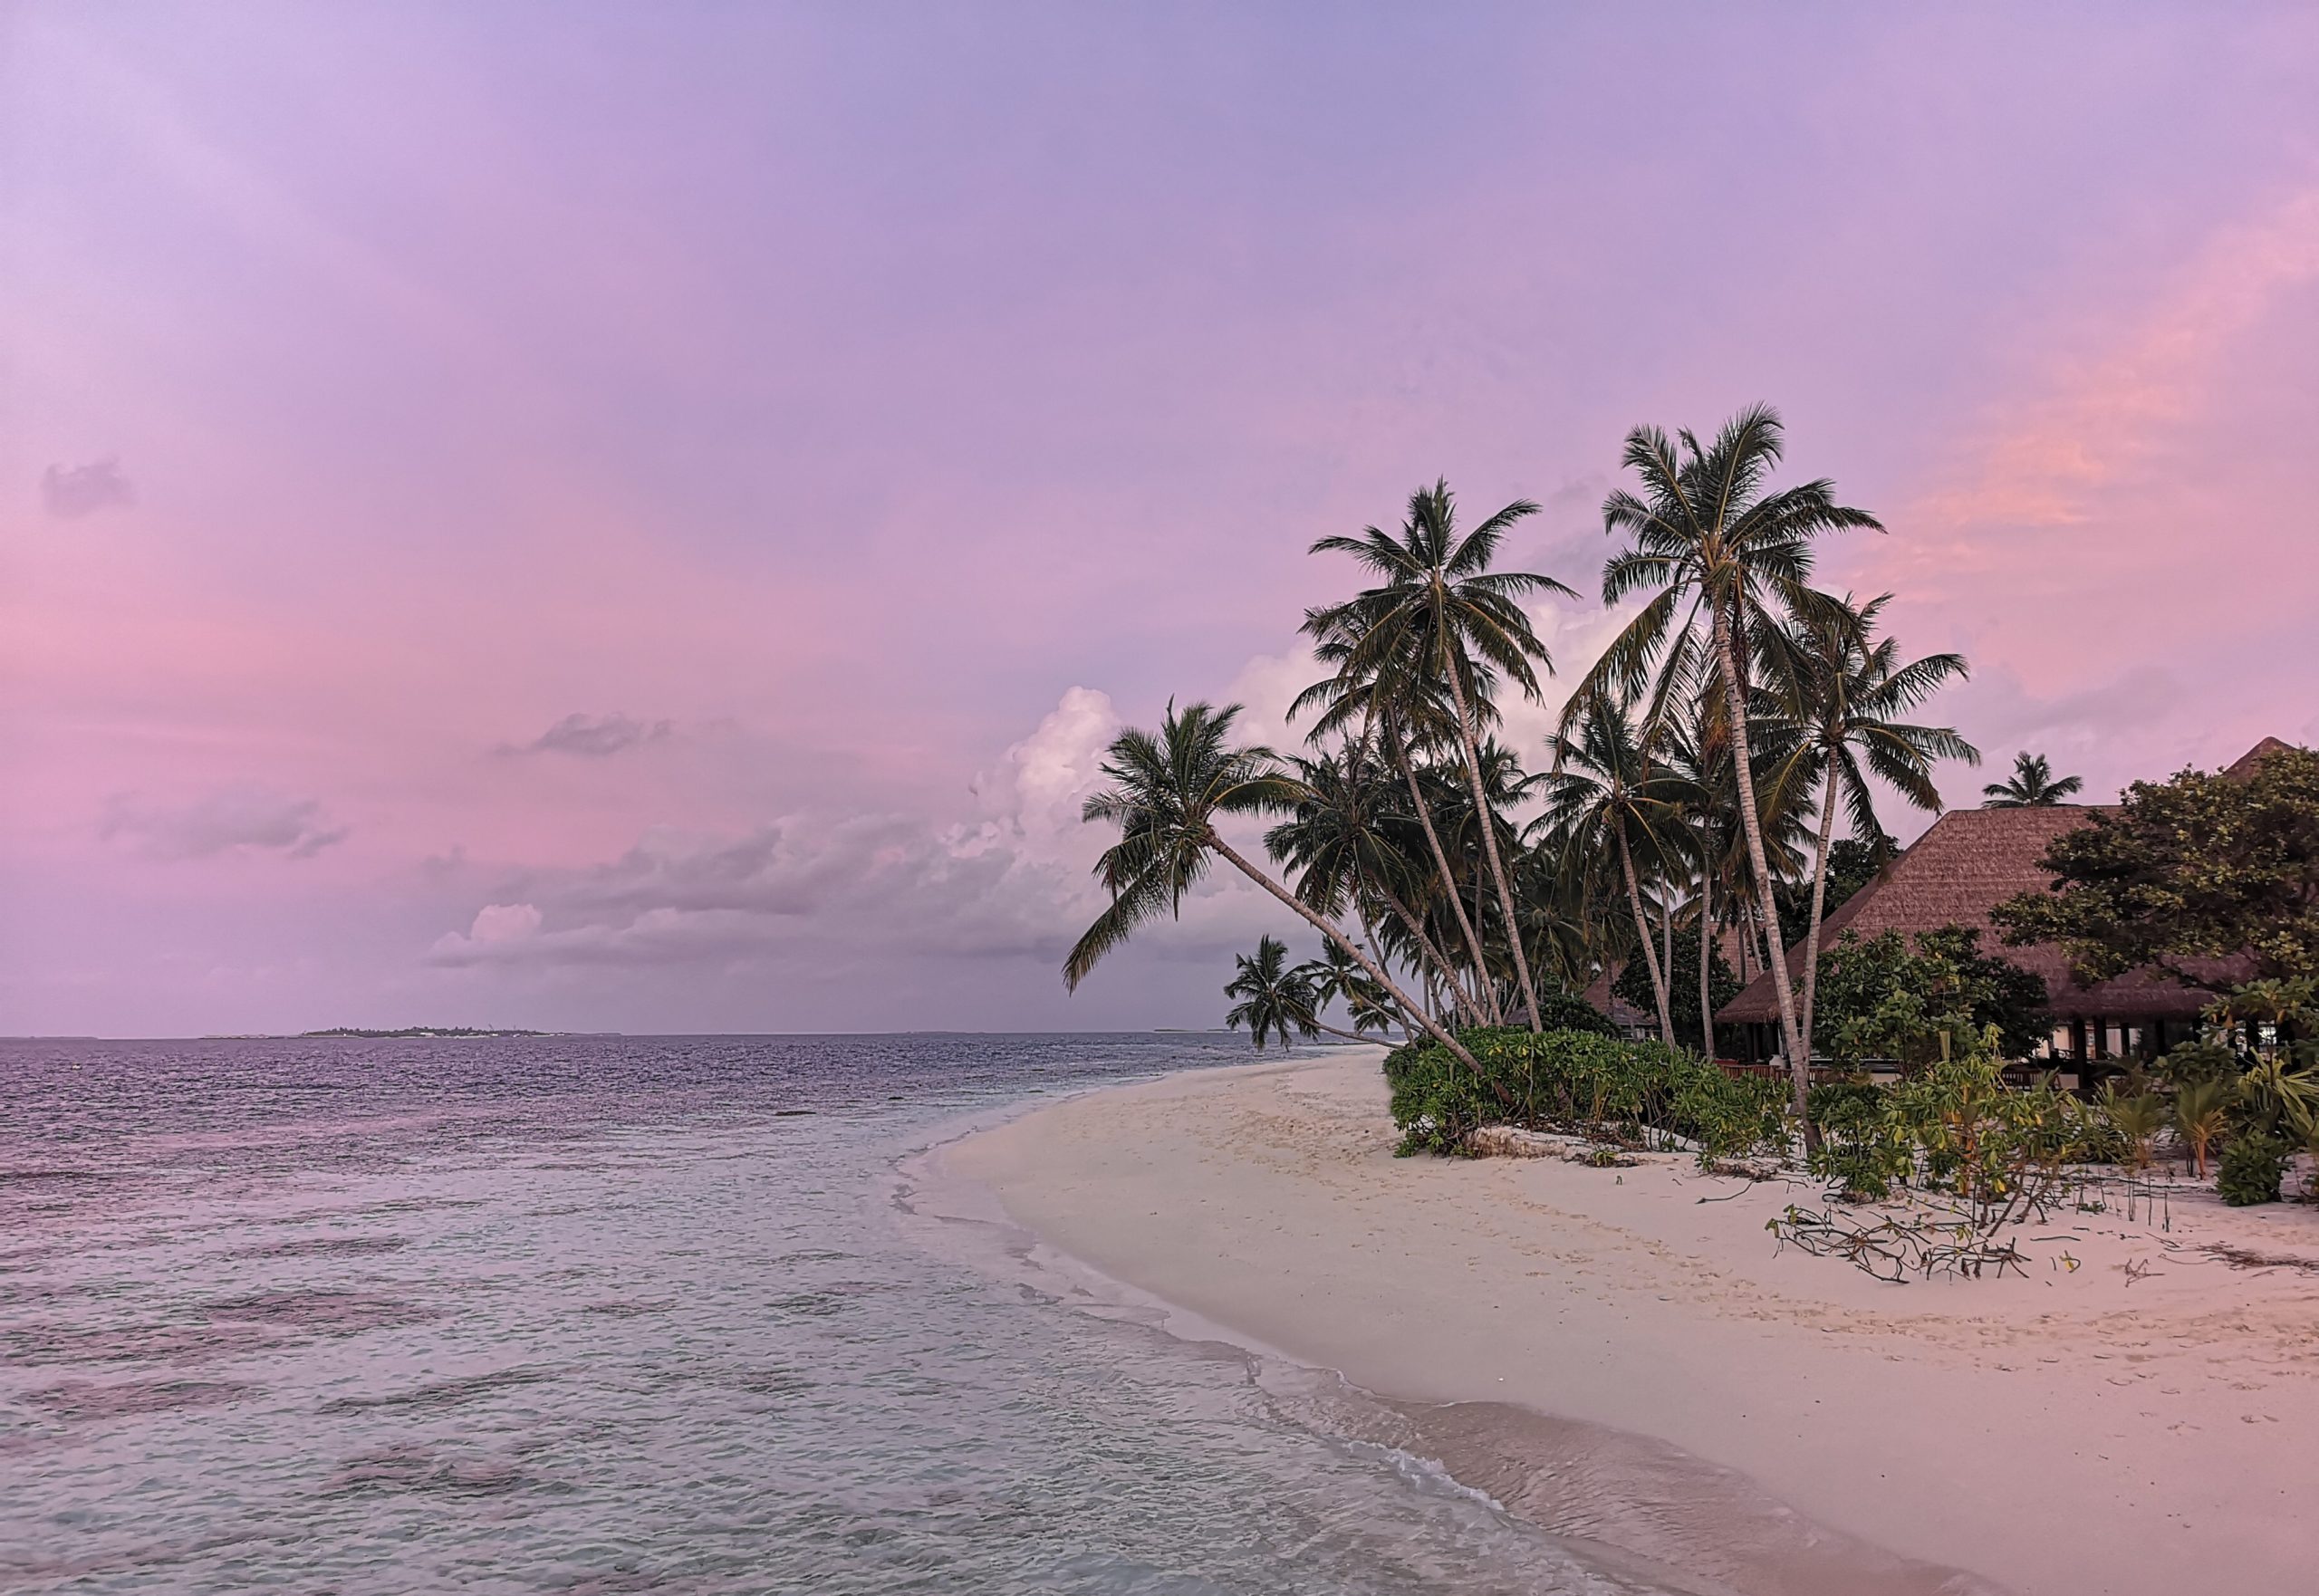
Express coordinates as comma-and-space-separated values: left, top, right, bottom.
1294, 941, 1404, 1041
1592, 407, 1883, 1122
1063, 700, 1480, 1072
1769, 592, 1977, 1061
1981, 752, 2083, 807
1294, 616, 1504, 1025
1223, 936, 1320, 1050
1307, 481, 1576, 1031
1541, 694, 1705, 1049
1264, 745, 1477, 1024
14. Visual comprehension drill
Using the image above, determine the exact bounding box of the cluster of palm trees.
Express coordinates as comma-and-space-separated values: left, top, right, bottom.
1065, 406, 1979, 1127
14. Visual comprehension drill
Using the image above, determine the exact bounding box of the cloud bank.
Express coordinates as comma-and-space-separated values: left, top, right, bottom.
100, 787, 350, 860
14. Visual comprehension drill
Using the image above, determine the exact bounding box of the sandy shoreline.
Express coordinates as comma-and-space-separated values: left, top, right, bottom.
940, 1049, 2319, 1596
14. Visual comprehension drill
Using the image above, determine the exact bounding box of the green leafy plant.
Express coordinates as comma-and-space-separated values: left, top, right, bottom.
2235, 1054, 2319, 1138
1805, 1080, 1911, 1200
2172, 1077, 2237, 1179
2096, 1084, 2167, 1175
2218, 1134, 2290, 1207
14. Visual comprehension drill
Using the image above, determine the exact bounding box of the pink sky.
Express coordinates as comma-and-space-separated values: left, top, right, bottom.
5, 3, 2317, 1036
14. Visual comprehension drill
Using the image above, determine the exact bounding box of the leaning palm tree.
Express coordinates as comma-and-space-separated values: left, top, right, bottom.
1540, 693, 1705, 1049
1307, 481, 1576, 1031
1981, 752, 2083, 807
1063, 700, 1479, 1071
1591, 407, 1883, 1120
1767, 592, 1977, 1061
1223, 936, 1320, 1051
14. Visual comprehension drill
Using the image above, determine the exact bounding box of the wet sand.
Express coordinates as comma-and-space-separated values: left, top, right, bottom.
942, 1049, 2319, 1596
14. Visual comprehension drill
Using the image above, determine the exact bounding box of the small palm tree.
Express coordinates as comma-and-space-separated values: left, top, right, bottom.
2173, 1077, 2236, 1178
1981, 752, 2083, 807
1063, 700, 1479, 1072
1295, 941, 1403, 1041
2098, 1083, 2166, 1174
1307, 481, 1577, 1032
1223, 936, 1320, 1051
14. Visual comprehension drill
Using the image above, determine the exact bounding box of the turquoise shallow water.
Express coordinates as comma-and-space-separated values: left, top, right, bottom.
2, 1034, 1675, 1595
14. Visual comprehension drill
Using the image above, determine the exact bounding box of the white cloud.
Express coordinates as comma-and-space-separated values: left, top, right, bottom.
100, 786, 349, 860
422, 685, 1298, 976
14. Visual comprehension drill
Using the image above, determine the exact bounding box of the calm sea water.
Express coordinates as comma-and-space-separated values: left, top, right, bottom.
1, 1034, 1680, 1595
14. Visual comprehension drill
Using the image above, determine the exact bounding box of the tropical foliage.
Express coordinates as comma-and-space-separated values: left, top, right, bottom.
1063, 410, 1981, 1147
1992, 745, 2319, 987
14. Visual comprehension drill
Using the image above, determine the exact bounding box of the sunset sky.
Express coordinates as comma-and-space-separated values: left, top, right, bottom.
5, 3, 2317, 1037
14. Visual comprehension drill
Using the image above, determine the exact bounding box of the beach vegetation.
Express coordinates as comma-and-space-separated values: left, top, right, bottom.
1809, 927, 2049, 1069
2217, 1132, 2290, 1207
1992, 743, 2319, 988
1383, 1027, 1787, 1161
2171, 1077, 2236, 1179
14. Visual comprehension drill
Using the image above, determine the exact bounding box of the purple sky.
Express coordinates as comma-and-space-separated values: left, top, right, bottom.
5, 4, 2318, 1036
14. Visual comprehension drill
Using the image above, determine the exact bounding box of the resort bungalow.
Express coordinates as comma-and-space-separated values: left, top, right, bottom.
1716, 795, 2248, 1080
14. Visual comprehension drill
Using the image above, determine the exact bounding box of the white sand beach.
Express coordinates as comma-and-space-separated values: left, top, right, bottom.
943, 1049, 2319, 1596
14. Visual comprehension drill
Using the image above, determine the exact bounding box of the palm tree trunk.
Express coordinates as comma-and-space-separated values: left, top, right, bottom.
1379, 886, 1475, 1027
1713, 602, 1815, 1145
1698, 864, 1716, 1060
1209, 833, 1481, 1072
1617, 824, 1676, 1046
1799, 761, 1843, 1064
1441, 665, 1542, 1031
1660, 886, 1675, 1029
1390, 737, 1502, 1025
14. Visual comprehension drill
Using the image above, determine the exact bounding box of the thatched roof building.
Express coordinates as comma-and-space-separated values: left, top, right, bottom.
1713, 767, 2271, 1065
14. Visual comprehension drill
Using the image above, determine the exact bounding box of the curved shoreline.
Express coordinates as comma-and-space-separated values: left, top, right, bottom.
932, 1050, 2319, 1596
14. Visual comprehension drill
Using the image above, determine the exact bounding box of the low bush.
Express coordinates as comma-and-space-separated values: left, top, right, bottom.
1383, 1027, 1788, 1161
2218, 1134, 2290, 1207
1806, 1080, 1911, 1200
1523, 991, 1622, 1039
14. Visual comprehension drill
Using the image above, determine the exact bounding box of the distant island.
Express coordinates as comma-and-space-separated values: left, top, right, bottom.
300, 1026, 550, 1039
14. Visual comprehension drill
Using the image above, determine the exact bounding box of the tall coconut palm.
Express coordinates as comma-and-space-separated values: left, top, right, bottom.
1063, 700, 1480, 1072
1307, 481, 1575, 1031
1981, 752, 2083, 807
1541, 694, 1705, 1048
1768, 592, 1977, 1061
1593, 407, 1883, 1125
1223, 936, 1323, 1050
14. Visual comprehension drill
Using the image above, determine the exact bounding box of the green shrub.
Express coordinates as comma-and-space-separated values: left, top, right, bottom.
1806, 1080, 1911, 1200
1524, 992, 1622, 1039
2217, 1134, 2289, 1207
1383, 1026, 1789, 1161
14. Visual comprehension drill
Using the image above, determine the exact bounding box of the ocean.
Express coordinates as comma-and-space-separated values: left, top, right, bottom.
2, 1034, 1686, 1595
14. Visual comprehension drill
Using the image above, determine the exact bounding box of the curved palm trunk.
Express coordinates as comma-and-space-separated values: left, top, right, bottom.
1798, 761, 1843, 1064
1698, 864, 1716, 1061
1714, 604, 1815, 1144
1379, 885, 1477, 1028
1390, 738, 1502, 1024
1616, 823, 1676, 1047
1209, 833, 1481, 1073
1441, 664, 1542, 1031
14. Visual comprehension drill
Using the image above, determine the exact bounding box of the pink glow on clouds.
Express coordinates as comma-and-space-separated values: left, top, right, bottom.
4, 3, 2317, 1035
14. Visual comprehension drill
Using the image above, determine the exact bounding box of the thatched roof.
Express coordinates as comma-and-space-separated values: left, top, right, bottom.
1716, 804, 2216, 1024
